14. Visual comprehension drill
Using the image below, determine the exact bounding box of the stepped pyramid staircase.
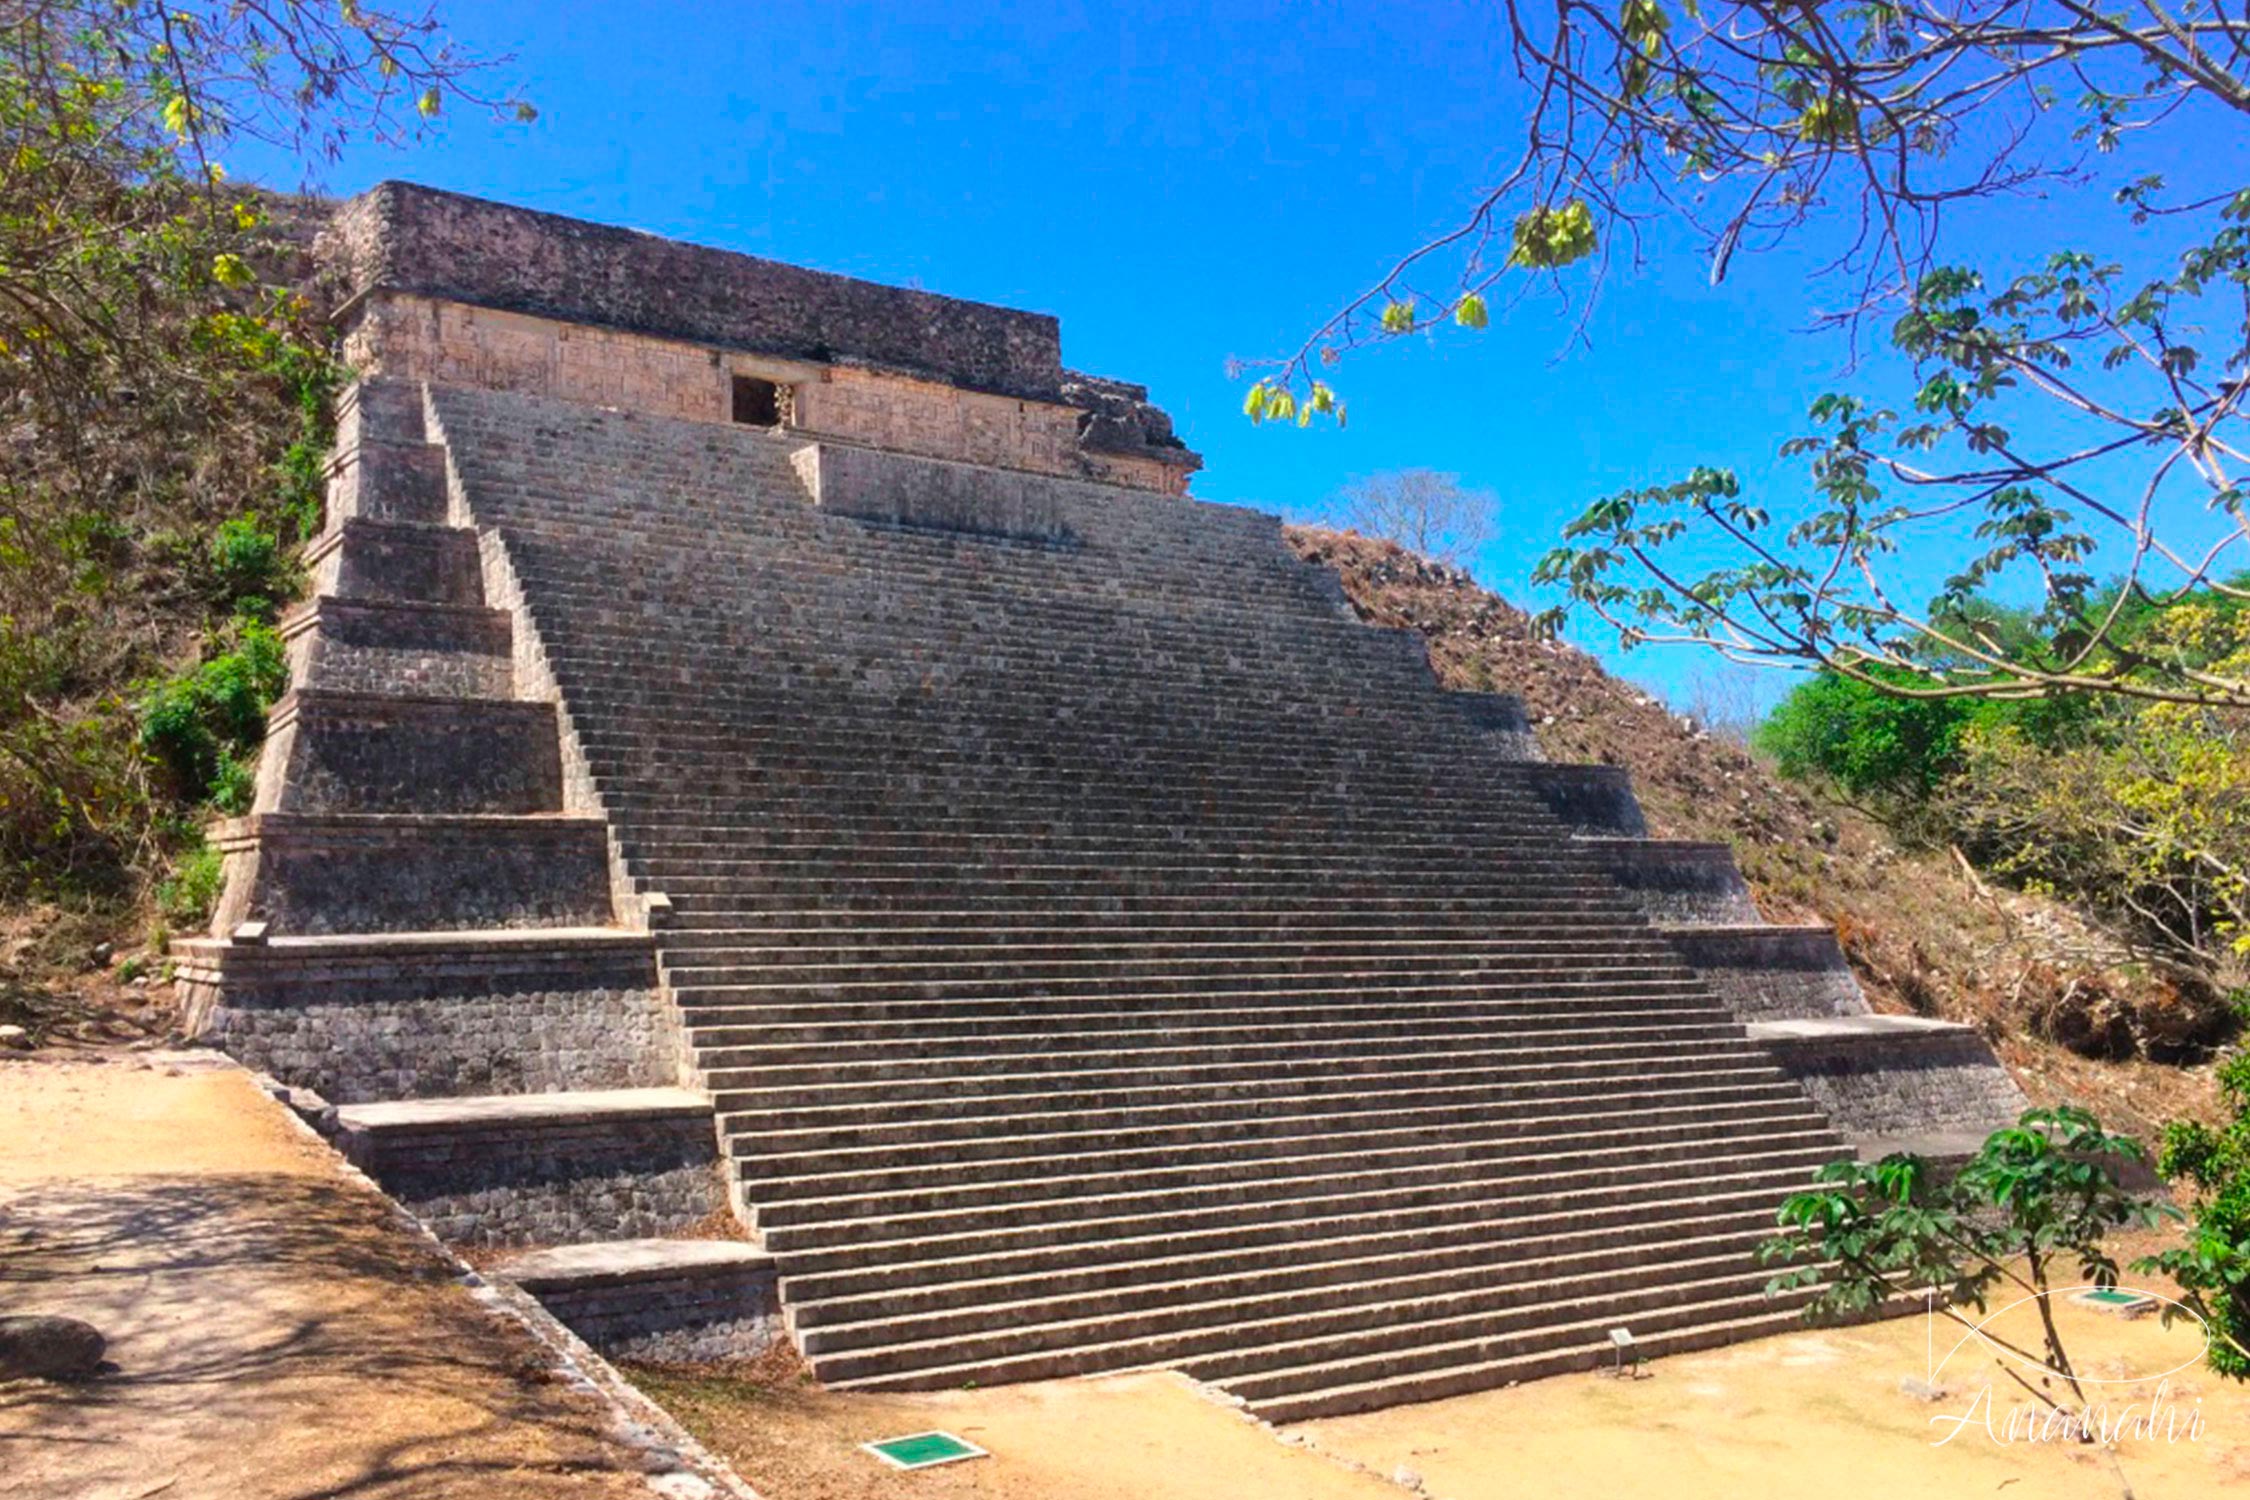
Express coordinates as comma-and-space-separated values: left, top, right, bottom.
175, 380, 774, 1362
181, 371, 2022, 1421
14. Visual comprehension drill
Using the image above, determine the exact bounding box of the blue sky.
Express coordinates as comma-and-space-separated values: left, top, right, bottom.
233, 1, 2246, 714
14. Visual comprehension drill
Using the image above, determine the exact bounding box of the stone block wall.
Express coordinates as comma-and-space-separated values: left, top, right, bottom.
518, 1260, 783, 1364
1580, 838, 1762, 924
341, 1110, 725, 1248
1512, 763, 1647, 836
309, 517, 484, 605
256, 693, 564, 816
210, 814, 616, 935
344, 292, 1188, 494
1444, 691, 1543, 761
1664, 925, 1867, 1022
793, 442, 1080, 542
1753, 1020, 2029, 1147
176, 942, 677, 1103
283, 599, 514, 698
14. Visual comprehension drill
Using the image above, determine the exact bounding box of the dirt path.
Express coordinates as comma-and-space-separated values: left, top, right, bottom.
1298, 1296, 2250, 1499
634, 1363, 1401, 1500
0, 1054, 688, 1500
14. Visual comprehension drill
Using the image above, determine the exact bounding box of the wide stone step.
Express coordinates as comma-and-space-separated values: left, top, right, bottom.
540, 613, 1423, 662
806, 1230, 1775, 1382
1214, 1252, 1819, 1402
709, 1043, 1785, 1121
606, 795, 1574, 836
653, 869, 1635, 901
756, 1130, 1841, 1252
627, 823, 1570, 857
653, 917, 1665, 950
662, 910, 1660, 942
663, 892, 1648, 924
680, 988, 1714, 1043
585, 739, 1538, 784
638, 842, 1599, 875
770, 1155, 1826, 1287
681, 980, 1712, 1032
696, 1019, 1756, 1094
742, 1095, 1820, 1202
692, 1004, 1728, 1070
526, 560, 1358, 618
786, 1190, 1781, 1328
659, 933, 1682, 977
599, 783, 1563, 823
567, 706, 1498, 753
668, 958, 1696, 1006
1242, 1295, 1818, 1430
730, 1070, 1802, 1163
751, 1112, 1827, 1231
825, 1256, 1797, 1393
531, 567, 1375, 621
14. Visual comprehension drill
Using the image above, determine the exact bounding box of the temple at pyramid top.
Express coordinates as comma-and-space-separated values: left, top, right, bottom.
320, 181, 1201, 494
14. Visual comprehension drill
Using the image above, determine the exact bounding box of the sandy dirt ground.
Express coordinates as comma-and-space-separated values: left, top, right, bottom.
0, 1054, 673, 1500
14, 1049, 2250, 1500
646, 1262, 2250, 1500
634, 1361, 1400, 1500
1298, 1289, 2250, 1499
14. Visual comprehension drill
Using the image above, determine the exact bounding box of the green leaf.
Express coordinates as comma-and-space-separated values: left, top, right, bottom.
1505, 201, 1598, 270
1455, 292, 1489, 330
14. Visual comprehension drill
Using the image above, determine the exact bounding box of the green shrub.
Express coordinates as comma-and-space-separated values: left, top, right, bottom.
1754, 669, 1980, 806
136, 620, 288, 803
1755, 666, 2107, 818
209, 751, 257, 815
2141, 1052, 2250, 1377
156, 841, 225, 926
207, 515, 290, 617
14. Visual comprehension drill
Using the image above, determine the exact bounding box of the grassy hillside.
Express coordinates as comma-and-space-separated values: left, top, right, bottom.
0, 193, 336, 1047
1291, 525, 2236, 1138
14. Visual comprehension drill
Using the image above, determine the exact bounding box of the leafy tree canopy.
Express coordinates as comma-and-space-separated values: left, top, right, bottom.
0, 3, 514, 897
1246, 1, 2250, 710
